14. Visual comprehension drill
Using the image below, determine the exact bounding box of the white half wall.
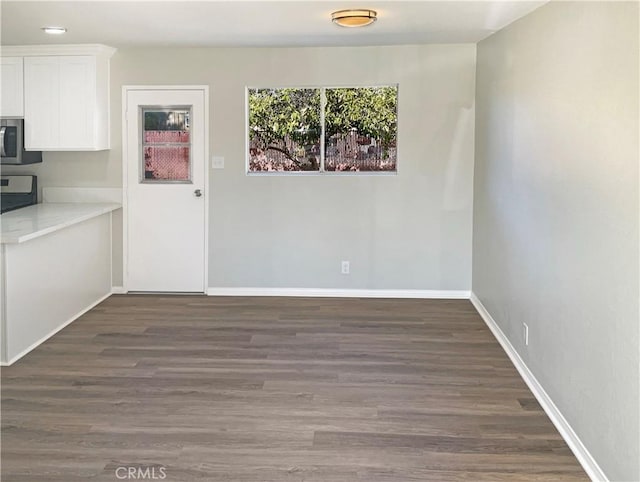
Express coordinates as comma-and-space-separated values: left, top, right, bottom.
473, 2, 639, 481
2, 213, 112, 364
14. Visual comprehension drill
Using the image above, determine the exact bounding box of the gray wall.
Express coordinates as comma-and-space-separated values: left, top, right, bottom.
473, 2, 639, 481
5, 44, 477, 291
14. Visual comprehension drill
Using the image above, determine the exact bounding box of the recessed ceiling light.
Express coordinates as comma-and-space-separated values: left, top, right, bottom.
331, 9, 377, 28
41, 27, 67, 35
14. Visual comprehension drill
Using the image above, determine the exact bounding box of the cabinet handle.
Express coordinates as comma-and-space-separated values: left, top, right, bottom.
0, 127, 6, 157
194, 189, 202, 197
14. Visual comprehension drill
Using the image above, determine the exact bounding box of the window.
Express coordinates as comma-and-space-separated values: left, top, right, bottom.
141, 107, 191, 183
248, 88, 321, 172
247, 86, 398, 173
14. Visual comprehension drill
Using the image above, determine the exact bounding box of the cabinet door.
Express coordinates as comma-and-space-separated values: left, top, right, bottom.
59, 56, 95, 149
24, 56, 59, 149
1, 57, 24, 117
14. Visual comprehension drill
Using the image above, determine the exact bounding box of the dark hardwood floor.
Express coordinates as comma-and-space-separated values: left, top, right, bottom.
1, 295, 587, 481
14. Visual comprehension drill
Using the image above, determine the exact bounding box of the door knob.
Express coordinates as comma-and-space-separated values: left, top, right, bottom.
194, 189, 202, 197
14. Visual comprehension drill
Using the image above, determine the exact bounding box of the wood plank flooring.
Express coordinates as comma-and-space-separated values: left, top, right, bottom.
1, 295, 587, 481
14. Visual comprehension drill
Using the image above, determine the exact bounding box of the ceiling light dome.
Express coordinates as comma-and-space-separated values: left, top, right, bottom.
331, 9, 377, 28
41, 27, 67, 35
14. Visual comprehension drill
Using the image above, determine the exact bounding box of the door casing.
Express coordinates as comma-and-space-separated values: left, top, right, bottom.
121, 85, 209, 293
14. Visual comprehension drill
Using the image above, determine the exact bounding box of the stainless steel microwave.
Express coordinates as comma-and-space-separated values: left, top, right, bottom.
0, 118, 42, 165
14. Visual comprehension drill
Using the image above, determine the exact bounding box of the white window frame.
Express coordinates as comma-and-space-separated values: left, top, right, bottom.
246, 84, 399, 176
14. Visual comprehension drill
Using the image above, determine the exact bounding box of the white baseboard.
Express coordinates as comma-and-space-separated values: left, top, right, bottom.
207, 287, 471, 299
1, 292, 112, 367
470, 292, 608, 482
111, 286, 127, 294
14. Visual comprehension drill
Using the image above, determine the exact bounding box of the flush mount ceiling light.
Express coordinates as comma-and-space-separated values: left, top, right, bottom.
331, 9, 377, 28
41, 27, 67, 35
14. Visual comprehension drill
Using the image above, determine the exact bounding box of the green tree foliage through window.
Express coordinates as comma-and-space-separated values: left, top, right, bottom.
248, 88, 321, 171
324, 87, 397, 171
144, 110, 189, 131
248, 86, 397, 172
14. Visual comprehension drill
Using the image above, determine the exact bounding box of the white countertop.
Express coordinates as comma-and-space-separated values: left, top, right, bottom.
1, 203, 121, 244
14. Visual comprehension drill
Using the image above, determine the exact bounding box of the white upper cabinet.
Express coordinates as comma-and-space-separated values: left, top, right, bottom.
3, 45, 115, 151
24, 56, 98, 150
59, 56, 96, 149
23, 56, 59, 148
1, 57, 24, 117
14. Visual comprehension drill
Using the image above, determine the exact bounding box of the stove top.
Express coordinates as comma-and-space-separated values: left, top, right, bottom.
1, 175, 38, 214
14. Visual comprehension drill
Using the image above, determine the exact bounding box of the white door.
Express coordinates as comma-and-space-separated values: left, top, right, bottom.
125, 88, 207, 292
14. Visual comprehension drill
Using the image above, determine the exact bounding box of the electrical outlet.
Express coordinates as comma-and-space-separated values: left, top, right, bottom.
523, 323, 529, 346
341, 261, 350, 275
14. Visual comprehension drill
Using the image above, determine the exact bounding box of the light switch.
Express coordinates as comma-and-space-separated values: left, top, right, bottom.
212, 156, 225, 169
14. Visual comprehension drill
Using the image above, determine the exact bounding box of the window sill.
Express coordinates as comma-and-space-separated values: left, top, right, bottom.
246, 171, 398, 177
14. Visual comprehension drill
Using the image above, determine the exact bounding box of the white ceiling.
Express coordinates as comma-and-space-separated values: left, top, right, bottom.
1, 1, 547, 48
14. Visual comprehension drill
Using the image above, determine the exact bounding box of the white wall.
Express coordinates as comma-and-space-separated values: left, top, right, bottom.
473, 2, 639, 480
5, 44, 477, 292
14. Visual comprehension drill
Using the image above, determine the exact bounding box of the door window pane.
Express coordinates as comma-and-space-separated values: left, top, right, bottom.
141, 108, 191, 182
